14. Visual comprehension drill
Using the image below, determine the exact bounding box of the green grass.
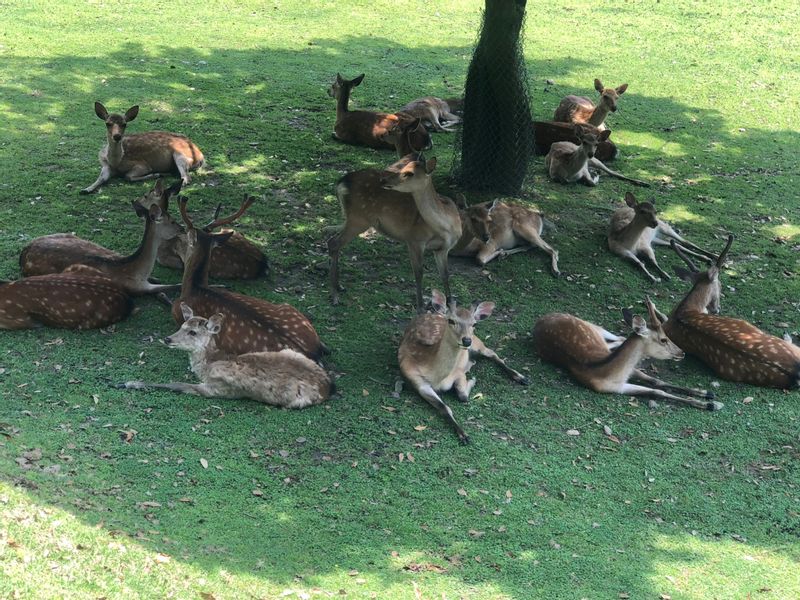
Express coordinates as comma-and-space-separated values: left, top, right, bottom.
1, 1, 799, 598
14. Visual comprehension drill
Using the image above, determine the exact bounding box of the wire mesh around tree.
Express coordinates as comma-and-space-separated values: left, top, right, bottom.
452, 0, 533, 195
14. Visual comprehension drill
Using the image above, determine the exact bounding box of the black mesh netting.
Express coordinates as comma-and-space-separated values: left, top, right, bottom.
452, 0, 533, 195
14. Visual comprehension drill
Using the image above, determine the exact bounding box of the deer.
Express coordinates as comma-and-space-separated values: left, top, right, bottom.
175, 196, 325, 360
327, 153, 463, 312
328, 73, 432, 154
532, 297, 722, 410
157, 228, 269, 280
0, 273, 132, 330
660, 235, 800, 389
20, 179, 183, 295
608, 192, 718, 283
400, 97, 461, 132
545, 125, 649, 187
119, 303, 333, 407
453, 199, 560, 276
80, 102, 205, 194
553, 79, 628, 130
399, 289, 530, 444
533, 120, 618, 162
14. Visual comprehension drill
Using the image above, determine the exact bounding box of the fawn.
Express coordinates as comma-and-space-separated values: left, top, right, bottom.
553, 79, 628, 130
400, 97, 461, 132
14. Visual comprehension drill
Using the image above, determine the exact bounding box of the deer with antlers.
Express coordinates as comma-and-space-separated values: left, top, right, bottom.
399, 289, 530, 444
328, 73, 431, 154
533, 297, 721, 410
662, 236, 800, 389
119, 303, 333, 407
175, 196, 325, 360
553, 79, 628, 130
80, 102, 205, 194
608, 192, 717, 283
327, 153, 462, 311
20, 179, 183, 295
546, 125, 649, 187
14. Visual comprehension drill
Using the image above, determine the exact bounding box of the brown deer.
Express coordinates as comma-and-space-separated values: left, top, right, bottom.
533, 297, 721, 410
553, 79, 628, 130
662, 236, 800, 389
175, 196, 325, 360
533, 120, 618, 162
546, 125, 649, 187
400, 97, 461, 132
399, 289, 530, 444
454, 199, 560, 275
157, 229, 269, 280
80, 102, 205, 194
0, 273, 132, 330
119, 303, 333, 407
327, 153, 463, 311
608, 192, 717, 283
328, 73, 431, 154
20, 179, 183, 294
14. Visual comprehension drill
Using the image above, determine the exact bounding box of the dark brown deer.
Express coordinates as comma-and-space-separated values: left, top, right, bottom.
328, 73, 431, 154
553, 79, 628, 130
663, 236, 800, 389
533, 297, 721, 410
81, 102, 204, 194
20, 179, 183, 295
175, 196, 325, 360
0, 273, 132, 330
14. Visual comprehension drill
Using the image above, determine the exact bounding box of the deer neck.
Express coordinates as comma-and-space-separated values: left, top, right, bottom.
181, 237, 213, 295
672, 282, 714, 319
589, 334, 645, 381
410, 180, 461, 243
335, 88, 351, 122
617, 213, 654, 247
566, 144, 592, 172
435, 326, 468, 367
112, 218, 164, 281
588, 102, 610, 127
105, 133, 124, 167
188, 338, 229, 379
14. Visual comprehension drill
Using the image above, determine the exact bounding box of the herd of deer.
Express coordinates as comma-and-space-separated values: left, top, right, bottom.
2, 75, 798, 444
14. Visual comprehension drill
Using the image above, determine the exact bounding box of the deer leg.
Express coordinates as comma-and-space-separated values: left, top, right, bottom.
118, 380, 220, 397
407, 243, 426, 313
469, 336, 530, 385
80, 165, 112, 194
514, 224, 561, 276
413, 382, 469, 444
653, 224, 717, 262
453, 372, 476, 403
618, 249, 660, 283
631, 369, 714, 399
641, 246, 671, 281
173, 153, 193, 185
618, 383, 723, 411
327, 222, 367, 304
475, 240, 504, 265
588, 157, 650, 187
432, 248, 452, 308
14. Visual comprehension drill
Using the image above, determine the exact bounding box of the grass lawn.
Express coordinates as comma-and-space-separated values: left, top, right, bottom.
1, 1, 799, 598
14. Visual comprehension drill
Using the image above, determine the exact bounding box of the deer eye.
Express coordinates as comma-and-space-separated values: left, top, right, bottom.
188, 330, 197, 336
447, 318, 456, 325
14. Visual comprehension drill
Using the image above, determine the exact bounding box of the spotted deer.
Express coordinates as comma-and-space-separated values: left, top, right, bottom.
400, 97, 461, 132
608, 192, 717, 283
662, 236, 800, 389
327, 153, 462, 311
175, 196, 325, 360
81, 102, 205, 194
20, 179, 183, 294
119, 303, 333, 407
533, 297, 721, 410
157, 228, 269, 280
0, 273, 132, 330
546, 125, 649, 187
328, 73, 432, 154
399, 289, 530, 444
553, 79, 628, 130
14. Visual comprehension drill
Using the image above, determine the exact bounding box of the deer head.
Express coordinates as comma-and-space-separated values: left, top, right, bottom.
464, 199, 500, 244
624, 192, 658, 229
380, 154, 437, 192
673, 234, 734, 315
575, 125, 611, 159
430, 289, 494, 350
95, 102, 139, 142
328, 73, 364, 100
622, 297, 684, 361
594, 79, 628, 113
164, 303, 225, 352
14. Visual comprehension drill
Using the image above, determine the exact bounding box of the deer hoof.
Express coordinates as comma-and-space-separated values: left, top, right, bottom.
458, 433, 471, 445
79, 188, 95, 195
517, 375, 531, 386
703, 390, 715, 400
708, 401, 724, 411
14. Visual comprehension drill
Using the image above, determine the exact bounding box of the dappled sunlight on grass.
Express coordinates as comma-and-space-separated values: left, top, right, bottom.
659, 205, 708, 224
772, 223, 800, 240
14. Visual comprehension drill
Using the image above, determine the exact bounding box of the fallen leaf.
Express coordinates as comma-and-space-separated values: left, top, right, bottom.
382, 405, 396, 412
252, 489, 264, 497
743, 396, 753, 404
199, 593, 217, 600
200, 458, 209, 469
603, 425, 613, 436
414, 425, 427, 431
566, 429, 580, 436
457, 488, 467, 497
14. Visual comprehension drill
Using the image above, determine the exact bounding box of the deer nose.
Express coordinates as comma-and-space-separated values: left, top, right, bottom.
611, 106, 617, 112
113, 133, 122, 141
461, 336, 472, 348
673, 350, 685, 360
164, 336, 173, 345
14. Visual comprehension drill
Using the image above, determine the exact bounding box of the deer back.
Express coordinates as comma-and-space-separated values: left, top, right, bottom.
158, 230, 269, 280
533, 313, 612, 368
118, 132, 205, 174
553, 95, 595, 123
20, 234, 121, 276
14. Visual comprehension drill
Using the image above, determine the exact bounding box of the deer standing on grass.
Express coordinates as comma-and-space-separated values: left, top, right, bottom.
0, 273, 132, 330
327, 153, 462, 312
553, 79, 628, 130
454, 199, 560, 276
533, 297, 721, 410
546, 125, 649, 187
80, 102, 205, 194
175, 196, 325, 360
119, 303, 333, 407
400, 97, 462, 133
399, 289, 530, 444
20, 180, 183, 295
328, 73, 432, 154
608, 192, 717, 283
662, 236, 800, 389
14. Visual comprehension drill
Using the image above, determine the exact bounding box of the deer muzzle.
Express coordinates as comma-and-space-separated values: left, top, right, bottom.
460, 336, 472, 349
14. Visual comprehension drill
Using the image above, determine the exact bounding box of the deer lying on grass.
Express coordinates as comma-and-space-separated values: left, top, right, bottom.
175, 196, 325, 360
119, 303, 333, 407
328, 153, 463, 312
608, 192, 717, 283
533, 120, 617, 162
81, 102, 205, 194
553, 79, 628, 130
399, 289, 530, 444
453, 199, 560, 276
533, 297, 721, 410
660, 236, 800, 389
328, 73, 432, 154
0, 273, 132, 330
546, 125, 649, 187
20, 179, 183, 294
400, 97, 462, 132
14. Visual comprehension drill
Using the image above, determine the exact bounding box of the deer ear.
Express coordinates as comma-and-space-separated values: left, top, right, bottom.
631, 315, 649, 336
180, 302, 194, 321
124, 105, 139, 122
594, 79, 604, 92
165, 180, 182, 200
431, 289, 447, 314
473, 301, 495, 321
673, 266, 694, 282
624, 192, 636, 207
616, 83, 628, 95
94, 101, 109, 120
352, 73, 365, 86
425, 157, 437, 174
622, 307, 634, 327
214, 230, 235, 245
206, 313, 225, 334
599, 129, 612, 141
707, 265, 720, 281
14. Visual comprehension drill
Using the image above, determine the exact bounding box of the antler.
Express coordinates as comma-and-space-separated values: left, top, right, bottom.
671, 239, 700, 273
716, 234, 734, 267
177, 196, 194, 230
644, 295, 660, 327
205, 195, 256, 231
